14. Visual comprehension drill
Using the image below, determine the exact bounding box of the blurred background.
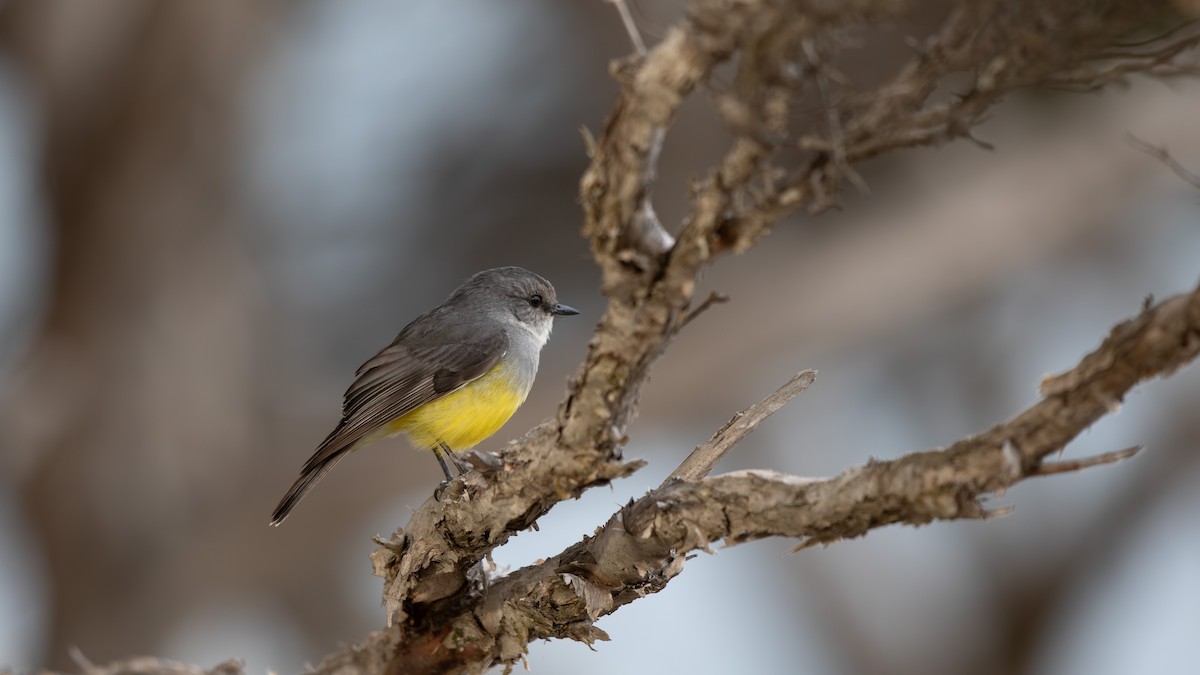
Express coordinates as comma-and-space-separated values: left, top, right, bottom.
0, 1, 1198, 674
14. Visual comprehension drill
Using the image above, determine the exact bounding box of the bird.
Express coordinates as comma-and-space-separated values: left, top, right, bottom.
269, 266, 578, 525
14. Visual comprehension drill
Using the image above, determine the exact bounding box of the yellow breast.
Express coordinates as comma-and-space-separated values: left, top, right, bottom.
386, 361, 526, 451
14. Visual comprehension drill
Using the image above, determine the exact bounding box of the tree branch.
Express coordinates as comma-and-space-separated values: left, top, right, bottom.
380, 284, 1200, 674
1126, 132, 1200, 190
364, 2, 1200, 672
667, 369, 817, 484
1026, 445, 1143, 476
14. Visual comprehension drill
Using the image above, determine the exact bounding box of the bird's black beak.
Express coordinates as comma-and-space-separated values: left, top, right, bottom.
551, 303, 579, 316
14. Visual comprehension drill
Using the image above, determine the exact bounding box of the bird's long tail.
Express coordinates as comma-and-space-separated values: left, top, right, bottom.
269, 446, 351, 526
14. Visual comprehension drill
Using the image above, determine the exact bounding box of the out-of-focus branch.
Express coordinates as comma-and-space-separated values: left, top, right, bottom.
0, 1, 278, 668
1027, 445, 1142, 476
66, 649, 244, 675
1127, 132, 1200, 189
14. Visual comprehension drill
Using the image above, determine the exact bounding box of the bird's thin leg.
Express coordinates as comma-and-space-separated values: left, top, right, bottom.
432, 445, 455, 481
439, 440, 472, 475
452, 453, 473, 474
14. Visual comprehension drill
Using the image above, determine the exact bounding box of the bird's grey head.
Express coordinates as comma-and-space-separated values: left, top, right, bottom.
451, 267, 578, 346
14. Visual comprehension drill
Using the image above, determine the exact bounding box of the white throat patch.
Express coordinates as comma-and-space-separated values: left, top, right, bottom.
519, 317, 552, 349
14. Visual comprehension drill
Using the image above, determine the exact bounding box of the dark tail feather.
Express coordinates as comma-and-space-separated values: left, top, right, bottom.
269, 449, 349, 526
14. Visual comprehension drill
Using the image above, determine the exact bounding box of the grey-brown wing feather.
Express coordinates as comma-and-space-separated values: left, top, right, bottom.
270, 310, 508, 525
298, 330, 508, 473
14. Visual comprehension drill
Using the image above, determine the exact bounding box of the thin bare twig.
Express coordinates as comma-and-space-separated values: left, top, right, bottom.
801, 37, 870, 195
607, 0, 647, 56
680, 291, 730, 328
667, 370, 817, 484
1028, 445, 1144, 476
1126, 133, 1200, 190
1112, 20, 1197, 49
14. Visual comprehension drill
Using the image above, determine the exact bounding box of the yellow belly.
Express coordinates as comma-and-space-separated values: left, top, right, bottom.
382, 362, 526, 451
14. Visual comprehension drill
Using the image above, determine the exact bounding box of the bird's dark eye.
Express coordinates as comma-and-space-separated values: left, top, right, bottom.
529, 293, 543, 308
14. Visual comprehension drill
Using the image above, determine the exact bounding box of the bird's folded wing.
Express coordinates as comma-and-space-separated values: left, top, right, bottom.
299, 330, 508, 473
